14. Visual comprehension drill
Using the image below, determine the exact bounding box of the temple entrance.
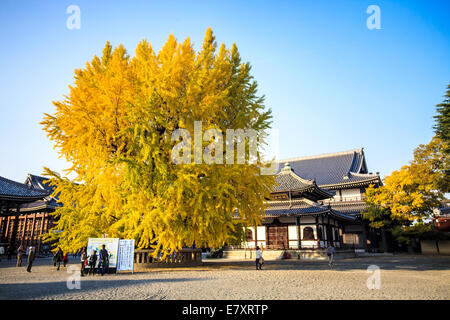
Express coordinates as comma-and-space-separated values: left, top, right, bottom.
267, 226, 288, 249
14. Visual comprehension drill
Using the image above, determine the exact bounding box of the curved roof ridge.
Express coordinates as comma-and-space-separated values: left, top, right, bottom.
1, 175, 41, 192
280, 169, 314, 185
349, 172, 379, 178
0, 175, 50, 198
266, 199, 310, 205
276, 148, 364, 163
351, 149, 366, 173
345, 151, 358, 177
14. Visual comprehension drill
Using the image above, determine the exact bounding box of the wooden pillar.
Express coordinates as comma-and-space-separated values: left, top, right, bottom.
254, 224, 258, 248
361, 222, 368, 251
40, 213, 45, 234
0, 215, 3, 242
0, 216, 4, 242
39, 213, 46, 251
315, 215, 320, 249
21, 214, 27, 244
30, 213, 36, 248
10, 205, 20, 249
5, 215, 11, 244
296, 216, 301, 249
327, 215, 331, 247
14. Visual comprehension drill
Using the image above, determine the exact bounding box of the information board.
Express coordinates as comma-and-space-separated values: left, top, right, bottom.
117, 239, 135, 272
86, 238, 119, 268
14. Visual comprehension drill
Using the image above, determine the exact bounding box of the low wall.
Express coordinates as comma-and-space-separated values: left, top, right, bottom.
438, 240, 450, 255
421, 240, 439, 255
421, 240, 450, 255
223, 249, 356, 261
134, 248, 202, 269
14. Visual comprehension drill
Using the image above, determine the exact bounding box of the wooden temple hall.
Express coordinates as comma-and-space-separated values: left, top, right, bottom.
0, 174, 58, 254
245, 148, 385, 252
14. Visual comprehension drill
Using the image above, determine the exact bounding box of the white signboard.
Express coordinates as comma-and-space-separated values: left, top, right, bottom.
87, 238, 119, 268
117, 239, 135, 272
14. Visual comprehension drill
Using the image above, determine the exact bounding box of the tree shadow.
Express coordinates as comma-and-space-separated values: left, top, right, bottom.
0, 277, 208, 300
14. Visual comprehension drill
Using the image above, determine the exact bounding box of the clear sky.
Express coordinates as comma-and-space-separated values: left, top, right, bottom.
0, 0, 449, 182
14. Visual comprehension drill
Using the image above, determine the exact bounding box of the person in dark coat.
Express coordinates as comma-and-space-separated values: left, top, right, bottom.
80, 247, 87, 276
88, 250, 97, 276
98, 245, 109, 276
27, 247, 35, 272
54, 247, 64, 270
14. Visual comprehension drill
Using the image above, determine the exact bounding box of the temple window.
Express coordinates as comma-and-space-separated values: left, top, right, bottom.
302, 227, 315, 240
247, 229, 253, 241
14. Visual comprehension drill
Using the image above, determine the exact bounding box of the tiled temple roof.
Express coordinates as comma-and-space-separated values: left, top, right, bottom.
272, 163, 333, 200
24, 174, 60, 209
0, 175, 49, 202
323, 200, 368, 216
273, 165, 312, 192
264, 199, 355, 221
436, 200, 450, 216
25, 174, 56, 193
275, 148, 381, 189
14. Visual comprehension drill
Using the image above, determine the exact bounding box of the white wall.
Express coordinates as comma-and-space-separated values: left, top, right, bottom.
257, 226, 266, 241
288, 225, 298, 240
340, 188, 362, 201
299, 216, 316, 224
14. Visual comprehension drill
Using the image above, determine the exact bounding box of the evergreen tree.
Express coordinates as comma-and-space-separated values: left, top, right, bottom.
434, 84, 450, 147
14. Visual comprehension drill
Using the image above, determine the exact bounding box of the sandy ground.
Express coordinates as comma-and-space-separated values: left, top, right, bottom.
0, 255, 449, 300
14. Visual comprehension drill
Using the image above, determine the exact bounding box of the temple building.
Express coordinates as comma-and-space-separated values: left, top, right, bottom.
244, 148, 387, 252
1, 148, 386, 255
0, 174, 58, 254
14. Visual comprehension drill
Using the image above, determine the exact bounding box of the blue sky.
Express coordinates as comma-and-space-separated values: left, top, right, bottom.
0, 0, 449, 182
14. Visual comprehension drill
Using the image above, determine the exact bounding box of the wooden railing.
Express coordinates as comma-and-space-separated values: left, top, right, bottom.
134, 248, 202, 268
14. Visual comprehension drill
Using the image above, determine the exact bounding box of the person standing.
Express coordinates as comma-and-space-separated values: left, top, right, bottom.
255, 246, 263, 270
54, 247, 64, 270
88, 250, 97, 276
27, 247, 35, 272
326, 244, 335, 268
98, 245, 109, 276
80, 247, 87, 277
16, 245, 24, 267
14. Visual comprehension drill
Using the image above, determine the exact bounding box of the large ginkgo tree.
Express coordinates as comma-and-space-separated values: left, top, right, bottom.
41, 28, 274, 255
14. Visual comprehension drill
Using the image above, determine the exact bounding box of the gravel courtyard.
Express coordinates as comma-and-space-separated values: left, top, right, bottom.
0, 255, 449, 300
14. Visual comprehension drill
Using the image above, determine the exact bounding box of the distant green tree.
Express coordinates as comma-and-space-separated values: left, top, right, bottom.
434, 84, 450, 150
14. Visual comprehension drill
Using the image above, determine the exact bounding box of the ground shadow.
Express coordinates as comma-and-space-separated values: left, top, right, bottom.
0, 277, 208, 300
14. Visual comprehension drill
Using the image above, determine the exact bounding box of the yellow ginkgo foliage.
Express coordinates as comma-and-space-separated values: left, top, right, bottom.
41, 28, 274, 255
364, 137, 448, 229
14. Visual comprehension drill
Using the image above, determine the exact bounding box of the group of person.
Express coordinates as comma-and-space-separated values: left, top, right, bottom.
12, 244, 110, 275
80, 245, 110, 276
53, 247, 70, 270
15, 245, 35, 272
